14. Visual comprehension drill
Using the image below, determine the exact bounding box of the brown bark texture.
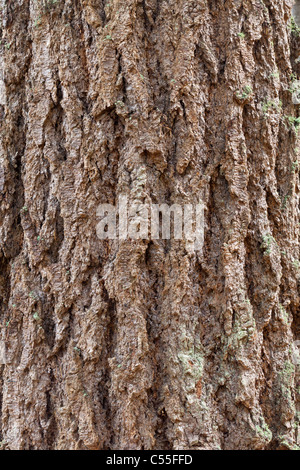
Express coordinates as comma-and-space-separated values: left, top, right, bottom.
0, 0, 300, 450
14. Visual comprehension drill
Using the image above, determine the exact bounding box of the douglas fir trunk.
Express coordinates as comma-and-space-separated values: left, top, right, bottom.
0, 0, 299, 450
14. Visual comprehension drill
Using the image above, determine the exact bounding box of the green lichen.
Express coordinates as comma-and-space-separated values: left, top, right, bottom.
224, 306, 256, 356
255, 422, 272, 442
279, 304, 289, 324
292, 161, 299, 173
284, 115, 300, 132
289, 16, 300, 37
293, 259, 300, 270
262, 99, 282, 117
281, 361, 295, 378
278, 361, 296, 410
178, 348, 204, 382
261, 233, 276, 256
236, 85, 252, 101
269, 70, 280, 80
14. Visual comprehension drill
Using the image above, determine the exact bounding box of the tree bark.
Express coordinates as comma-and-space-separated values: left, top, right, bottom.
0, 0, 299, 450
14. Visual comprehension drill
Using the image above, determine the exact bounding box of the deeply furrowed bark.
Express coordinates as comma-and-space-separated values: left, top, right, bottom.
0, 0, 299, 450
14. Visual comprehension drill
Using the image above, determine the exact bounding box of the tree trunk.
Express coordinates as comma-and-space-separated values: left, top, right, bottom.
0, 0, 299, 450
